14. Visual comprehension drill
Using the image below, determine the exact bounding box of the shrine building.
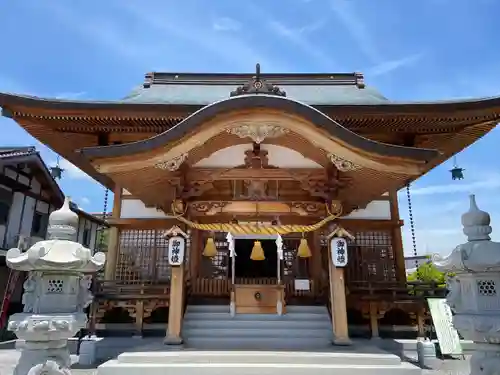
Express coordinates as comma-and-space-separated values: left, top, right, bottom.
1, 66, 499, 347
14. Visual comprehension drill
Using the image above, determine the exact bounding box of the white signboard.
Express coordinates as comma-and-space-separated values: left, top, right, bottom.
331, 237, 348, 267
427, 298, 463, 356
294, 279, 311, 291
168, 236, 185, 266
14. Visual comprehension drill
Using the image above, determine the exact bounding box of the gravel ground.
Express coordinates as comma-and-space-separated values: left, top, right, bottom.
0, 349, 471, 375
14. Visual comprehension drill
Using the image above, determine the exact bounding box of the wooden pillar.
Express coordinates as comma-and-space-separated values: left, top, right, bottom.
327, 243, 351, 345
416, 308, 425, 338
134, 300, 144, 337
369, 302, 380, 339
104, 187, 122, 280
389, 190, 406, 282
165, 264, 185, 344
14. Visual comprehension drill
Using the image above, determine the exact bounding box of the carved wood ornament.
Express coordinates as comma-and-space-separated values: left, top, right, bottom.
230, 63, 287, 97
327, 153, 362, 172
155, 153, 188, 171
161, 142, 351, 205
227, 123, 289, 144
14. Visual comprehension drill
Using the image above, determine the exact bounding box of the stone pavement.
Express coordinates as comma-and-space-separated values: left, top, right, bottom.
0, 349, 470, 375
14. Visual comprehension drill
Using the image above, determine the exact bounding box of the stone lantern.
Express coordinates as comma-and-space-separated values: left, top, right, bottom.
434, 195, 500, 375
5, 197, 106, 375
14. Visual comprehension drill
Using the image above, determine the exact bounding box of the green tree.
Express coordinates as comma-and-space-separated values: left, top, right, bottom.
96, 228, 109, 252
407, 262, 446, 284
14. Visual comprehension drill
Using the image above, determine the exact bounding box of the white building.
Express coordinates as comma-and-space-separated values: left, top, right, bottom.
404, 254, 430, 275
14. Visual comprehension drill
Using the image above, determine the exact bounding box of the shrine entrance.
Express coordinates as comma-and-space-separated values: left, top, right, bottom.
232, 239, 278, 279
228, 234, 285, 314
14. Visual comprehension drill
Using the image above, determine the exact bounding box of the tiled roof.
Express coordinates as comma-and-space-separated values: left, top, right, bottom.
0, 146, 37, 159
122, 83, 389, 106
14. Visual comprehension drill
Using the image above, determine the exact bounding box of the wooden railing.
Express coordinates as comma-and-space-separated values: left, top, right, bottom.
190, 277, 322, 299
95, 280, 171, 300
191, 278, 230, 297
347, 280, 447, 301
94, 278, 445, 302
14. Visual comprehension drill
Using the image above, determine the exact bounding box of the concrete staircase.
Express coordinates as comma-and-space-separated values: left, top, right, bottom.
182, 304, 334, 350
95, 305, 421, 374
97, 350, 421, 375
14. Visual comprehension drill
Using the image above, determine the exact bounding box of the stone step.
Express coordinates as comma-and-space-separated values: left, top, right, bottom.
183, 337, 333, 350
97, 361, 421, 375
184, 327, 332, 338
117, 351, 403, 366
97, 351, 421, 375
182, 305, 333, 351
183, 319, 332, 330
184, 312, 329, 321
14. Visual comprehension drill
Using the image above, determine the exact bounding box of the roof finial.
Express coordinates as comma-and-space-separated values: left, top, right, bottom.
461, 194, 491, 241
255, 63, 261, 81
47, 197, 79, 241
230, 63, 286, 98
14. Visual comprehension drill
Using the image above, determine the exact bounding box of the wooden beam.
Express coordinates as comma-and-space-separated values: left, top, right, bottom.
107, 216, 404, 233
188, 200, 327, 217
186, 167, 325, 181
104, 186, 122, 279
338, 218, 403, 230
107, 217, 181, 229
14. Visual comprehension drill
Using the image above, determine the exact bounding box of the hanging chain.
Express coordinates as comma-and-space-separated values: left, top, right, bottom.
406, 183, 418, 267
99, 188, 109, 249
87, 187, 109, 337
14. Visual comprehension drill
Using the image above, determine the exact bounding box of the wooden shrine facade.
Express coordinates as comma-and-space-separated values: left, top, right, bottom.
1, 68, 499, 339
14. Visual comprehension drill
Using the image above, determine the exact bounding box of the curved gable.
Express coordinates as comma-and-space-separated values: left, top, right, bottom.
79, 95, 438, 164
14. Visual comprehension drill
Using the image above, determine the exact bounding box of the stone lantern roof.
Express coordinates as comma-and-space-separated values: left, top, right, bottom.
434, 194, 500, 273
6, 197, 106, 273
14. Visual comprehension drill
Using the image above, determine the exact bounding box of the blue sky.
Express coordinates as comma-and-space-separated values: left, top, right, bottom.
0, 0, 498, 255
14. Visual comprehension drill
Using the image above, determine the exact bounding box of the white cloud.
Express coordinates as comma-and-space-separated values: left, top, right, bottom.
330, 0, 381, 62
212, 17, 241, 32
80, 197, 91, 206
330, 0, 423, 76
410, 174, 500, 196
398, 177, 500, 257
368, 53, 424, 77
119, 2, 287, 71
36, 1, 288, 72
265, 18, 336, 69
36, 2, 155, 66
53, 91, 87, 100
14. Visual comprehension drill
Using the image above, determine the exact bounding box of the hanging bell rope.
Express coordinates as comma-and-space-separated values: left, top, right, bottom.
250, 240, 266, 261
202, 236, 218, 257
297, 235, 312, 258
